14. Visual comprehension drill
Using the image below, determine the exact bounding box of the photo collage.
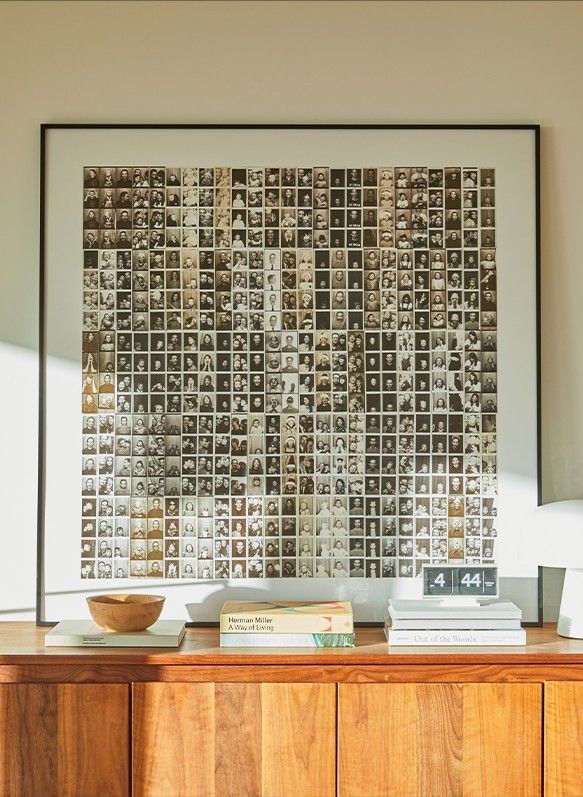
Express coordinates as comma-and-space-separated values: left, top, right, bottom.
80, 164, 498, 580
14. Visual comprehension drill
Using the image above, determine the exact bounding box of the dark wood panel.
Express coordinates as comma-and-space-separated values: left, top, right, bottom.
0, 683, 129, 797
0, 684, 57, 796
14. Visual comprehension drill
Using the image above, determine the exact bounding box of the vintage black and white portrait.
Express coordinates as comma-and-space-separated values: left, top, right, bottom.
80, 164, 498, 580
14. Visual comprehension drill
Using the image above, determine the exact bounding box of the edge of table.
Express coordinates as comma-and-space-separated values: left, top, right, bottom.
0, 622, 582, 667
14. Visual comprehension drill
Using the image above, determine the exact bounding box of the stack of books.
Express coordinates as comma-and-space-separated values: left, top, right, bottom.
385, 599, 526, 646
219, 600, 355, 647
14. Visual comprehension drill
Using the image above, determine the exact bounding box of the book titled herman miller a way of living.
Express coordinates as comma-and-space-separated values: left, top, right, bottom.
219, 600, 355, 647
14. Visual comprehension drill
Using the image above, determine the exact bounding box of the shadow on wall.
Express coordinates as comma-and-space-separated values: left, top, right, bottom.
0, 343, 39, 619
3, 339, 563, 623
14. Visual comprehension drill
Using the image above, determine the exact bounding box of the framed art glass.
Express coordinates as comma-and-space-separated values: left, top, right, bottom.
38, 124, 541, 624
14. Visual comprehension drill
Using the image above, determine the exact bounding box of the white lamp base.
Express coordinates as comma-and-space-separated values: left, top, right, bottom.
557, 568, 583, 639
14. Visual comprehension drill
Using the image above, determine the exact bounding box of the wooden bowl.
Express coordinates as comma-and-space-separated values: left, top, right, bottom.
87, 594, 165, 632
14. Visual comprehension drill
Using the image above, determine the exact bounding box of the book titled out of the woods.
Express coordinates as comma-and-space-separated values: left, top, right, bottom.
385, 625, 526, 646
385, 598, 525, 645
45, 620, 186, 647
219, 600, 354, 634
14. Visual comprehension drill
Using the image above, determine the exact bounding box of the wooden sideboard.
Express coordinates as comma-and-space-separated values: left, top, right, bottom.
1, 623, 583, 797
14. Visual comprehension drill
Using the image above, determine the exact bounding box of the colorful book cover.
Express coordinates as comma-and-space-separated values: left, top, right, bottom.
219, 600, 353, 633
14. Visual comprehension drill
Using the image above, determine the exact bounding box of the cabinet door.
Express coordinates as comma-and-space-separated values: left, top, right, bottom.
0, 683, 129, 797
339, 683, 541, 797
545, 682, 583, 797
132, 682, 335, 797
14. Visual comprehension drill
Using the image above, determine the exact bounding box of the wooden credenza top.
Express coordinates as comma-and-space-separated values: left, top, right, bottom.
0, 622, 582, 666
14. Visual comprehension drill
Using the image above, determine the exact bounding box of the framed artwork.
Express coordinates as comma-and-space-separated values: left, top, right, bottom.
38, 124, 541, 624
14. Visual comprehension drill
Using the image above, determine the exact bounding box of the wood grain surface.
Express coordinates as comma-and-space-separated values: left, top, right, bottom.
338, 682, 541, 797
0, 623, 580, 797
462, 683, 541, 797
4, 661, 583, 686
0, 683, 129, 797
261, 682, 335, 797
133, 682, 215, 796
2, 623, 582, 666
545, 681, 583, 796
418, 683, 464, 796
215, 683, 262, 796
132, 682, 335, 797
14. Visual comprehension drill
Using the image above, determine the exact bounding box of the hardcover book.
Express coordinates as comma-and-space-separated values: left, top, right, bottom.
388, 617, 522, 631
45, 619, 186, 648
385, 625, 526, 646
388, 600, 522, 621
219, 600, 353, 634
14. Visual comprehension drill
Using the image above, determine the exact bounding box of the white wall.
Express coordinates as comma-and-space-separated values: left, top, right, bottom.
1, 0, 578, 619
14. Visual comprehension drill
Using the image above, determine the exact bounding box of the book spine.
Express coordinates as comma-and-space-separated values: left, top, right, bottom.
45, 636, 108, 647
385, 628, 526, 646
219, 615, 353, 634
389, 619, 522, 630
220, 632, 356, 648
388, 611, 522, 621
45, 635, 183, 648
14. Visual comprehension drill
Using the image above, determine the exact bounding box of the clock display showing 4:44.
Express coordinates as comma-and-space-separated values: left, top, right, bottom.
422, 564, 498, 598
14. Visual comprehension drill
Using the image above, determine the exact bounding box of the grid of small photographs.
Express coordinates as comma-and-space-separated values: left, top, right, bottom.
81, 165, 498, 580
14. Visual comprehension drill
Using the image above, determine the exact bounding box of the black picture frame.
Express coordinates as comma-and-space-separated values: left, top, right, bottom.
38, 123, 542, 627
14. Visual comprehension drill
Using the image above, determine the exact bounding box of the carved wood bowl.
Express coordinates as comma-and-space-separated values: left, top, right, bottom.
87, 594, 165, 632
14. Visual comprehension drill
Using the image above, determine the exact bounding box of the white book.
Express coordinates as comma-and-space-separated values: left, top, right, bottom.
388, 599, 522, 621
45, 619, 186, 648
385, 626, 527, 646
389, 617, 522, 630
220, 632, 356, 648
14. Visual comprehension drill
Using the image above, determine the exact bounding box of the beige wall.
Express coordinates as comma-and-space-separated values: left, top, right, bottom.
1, 0, 578, 618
